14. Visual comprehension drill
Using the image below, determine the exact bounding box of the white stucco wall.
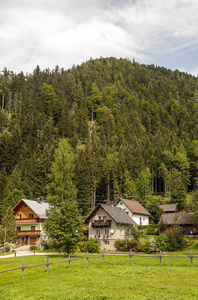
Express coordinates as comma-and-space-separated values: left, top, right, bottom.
116, 201, 149, 225
88, 207, 126, 250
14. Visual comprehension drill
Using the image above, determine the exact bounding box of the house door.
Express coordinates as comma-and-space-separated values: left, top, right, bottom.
30, 237, 37, 245
21, 237, 24, 246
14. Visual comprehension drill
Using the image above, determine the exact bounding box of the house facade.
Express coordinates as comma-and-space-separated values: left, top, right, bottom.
160, 212, 198, 235
115, 198, 151, 225
85, 203, 137, 250
13, 199, 50, 246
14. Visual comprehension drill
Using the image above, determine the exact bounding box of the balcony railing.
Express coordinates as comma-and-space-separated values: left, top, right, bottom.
17, 230, 41, 236
91, 219, 111, 228
15, 218, 40, 223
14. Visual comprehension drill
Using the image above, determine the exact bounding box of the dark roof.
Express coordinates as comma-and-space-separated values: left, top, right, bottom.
13, 199, 50, 219
159, 204, 178, 213
160, 212, 195, 225
117, 198, 151, 216
85, 203, 137, 225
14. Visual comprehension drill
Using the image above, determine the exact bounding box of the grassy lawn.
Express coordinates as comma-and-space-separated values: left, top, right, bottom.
0, 254, 198, 300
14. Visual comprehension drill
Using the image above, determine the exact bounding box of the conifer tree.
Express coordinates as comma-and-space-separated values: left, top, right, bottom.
0, 207, 18, 243
47, 138, 77, 205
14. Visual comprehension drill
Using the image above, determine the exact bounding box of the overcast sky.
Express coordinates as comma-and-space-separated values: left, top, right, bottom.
0, 0, 198, 75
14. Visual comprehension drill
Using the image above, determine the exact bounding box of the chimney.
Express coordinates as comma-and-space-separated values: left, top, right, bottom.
36, 198, 41, 204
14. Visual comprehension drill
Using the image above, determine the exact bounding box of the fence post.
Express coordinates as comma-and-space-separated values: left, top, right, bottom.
130, 250, 132, 264
190, 251, 193, 265
159, 251, 162, 265
22, 259, 25, 278
46, 256, 49, 273
14, 252, 16, 258
102, 250, 104, 262
86, 251, 89, 265
68, 254, 70, 269
34, 250, 35, 255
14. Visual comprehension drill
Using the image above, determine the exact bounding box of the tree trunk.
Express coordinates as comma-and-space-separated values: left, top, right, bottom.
107, 175, 110, 204
1, 93, 4, 110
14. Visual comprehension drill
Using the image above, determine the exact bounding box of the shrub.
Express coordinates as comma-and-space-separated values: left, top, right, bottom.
156, 233, 171, 251
114, 239, 126, 252
145, 224, 159, 235
4, 243, 15, 252
137, 240, 150, 252
115, 239, 139, 252
166, 227, 185, 251
30, 245, 37, 250
78, 238, 100, 253
148, 238, 157, 252
37, 238, 50, 250
154, 228, 159, 235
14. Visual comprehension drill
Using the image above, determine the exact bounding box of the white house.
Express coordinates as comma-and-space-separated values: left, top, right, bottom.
85, 203, 137, 250
115, 198, 151, 225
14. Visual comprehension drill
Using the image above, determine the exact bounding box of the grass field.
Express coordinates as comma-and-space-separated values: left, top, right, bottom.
0, 253, 198, 300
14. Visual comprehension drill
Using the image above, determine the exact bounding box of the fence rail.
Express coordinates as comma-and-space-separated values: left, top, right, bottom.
0, 250, 197, 278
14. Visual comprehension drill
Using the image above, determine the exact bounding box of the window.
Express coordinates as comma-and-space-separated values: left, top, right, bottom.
29, 214, 34, 218
120, 229, 123, 236
140, 217, 142, 225
143, 218, 145, 221
17, 214, 21, 219
98, 216, 101, 220
105, 229, 109, 235
96, 229, 100, 235
17, 226, 21, 231
31, 226, 36, 231
105, 241, 109, 245
103, 216, 107, 220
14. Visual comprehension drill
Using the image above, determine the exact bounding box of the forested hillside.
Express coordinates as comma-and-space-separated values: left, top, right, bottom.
1, 57, 198, 220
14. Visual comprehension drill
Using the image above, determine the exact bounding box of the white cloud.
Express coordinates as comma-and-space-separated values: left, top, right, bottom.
0, 0, 197, 74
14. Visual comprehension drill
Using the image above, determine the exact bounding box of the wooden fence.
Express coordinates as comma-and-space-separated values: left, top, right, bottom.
0, 251, 197, 278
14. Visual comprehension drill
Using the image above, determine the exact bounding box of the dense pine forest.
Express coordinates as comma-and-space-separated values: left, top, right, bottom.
1, 57, 198, 221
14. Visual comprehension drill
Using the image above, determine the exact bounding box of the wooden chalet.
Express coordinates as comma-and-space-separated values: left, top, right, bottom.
159, 204, 178, 214
160, 212, 198, 235
13, 199, 50, 246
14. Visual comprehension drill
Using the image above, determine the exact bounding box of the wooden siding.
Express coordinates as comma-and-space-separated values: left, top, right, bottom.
17, 230, 41, 236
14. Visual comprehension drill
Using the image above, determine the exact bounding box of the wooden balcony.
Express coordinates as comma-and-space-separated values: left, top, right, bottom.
91, 219, 111, 228
15, 218, 40, 224
17, 230, 41, 236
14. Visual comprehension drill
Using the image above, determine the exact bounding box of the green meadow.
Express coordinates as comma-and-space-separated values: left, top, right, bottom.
0, 252, 198, 300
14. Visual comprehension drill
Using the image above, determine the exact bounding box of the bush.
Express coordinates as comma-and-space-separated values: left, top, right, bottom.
4, 243, 15, 252
148, 238, 157, 252
30, 245, 37, 250
114, 239, 126, 252
137, 240, 150, 252
78, 238, 100, 253
145, 224, 159, 235
166, 227, 185, 251
36, 238, 50, 250
156, 227, 185, 252
156, 233, 171, 251
115, 239, 139, 252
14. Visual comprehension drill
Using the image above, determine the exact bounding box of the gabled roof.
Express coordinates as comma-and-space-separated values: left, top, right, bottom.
85, 203, 137, 225
160, 212, 195, 225
13, 199, 50, 219
117, 198, 151, 216
159, 204, 178, 213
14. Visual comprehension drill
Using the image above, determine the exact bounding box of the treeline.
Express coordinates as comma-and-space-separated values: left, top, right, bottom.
1, 57, 198, 220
